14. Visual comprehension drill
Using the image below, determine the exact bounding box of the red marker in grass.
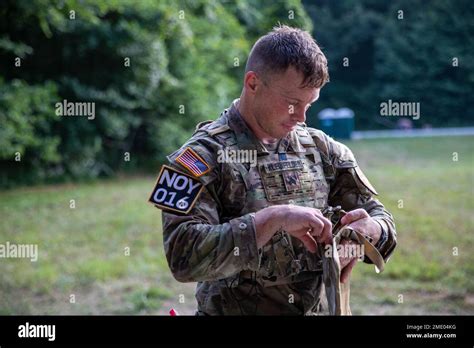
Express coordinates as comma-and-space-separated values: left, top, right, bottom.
169, 308, 179, 316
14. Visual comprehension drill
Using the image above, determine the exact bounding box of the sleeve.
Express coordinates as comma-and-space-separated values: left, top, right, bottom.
325, 136, 397, 263
158, 140, 260, 283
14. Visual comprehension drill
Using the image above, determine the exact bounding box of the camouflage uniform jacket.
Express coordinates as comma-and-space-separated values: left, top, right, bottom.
154, 99, 397, 315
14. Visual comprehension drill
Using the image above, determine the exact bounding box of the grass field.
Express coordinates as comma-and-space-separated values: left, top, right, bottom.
1, 136, 473, 315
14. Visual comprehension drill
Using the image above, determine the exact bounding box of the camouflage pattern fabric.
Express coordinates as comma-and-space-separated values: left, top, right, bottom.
153, 99, 397, 315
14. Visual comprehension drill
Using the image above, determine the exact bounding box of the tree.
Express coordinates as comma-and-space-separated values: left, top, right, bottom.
302, 0, 473, 129
0, 0, 312, 187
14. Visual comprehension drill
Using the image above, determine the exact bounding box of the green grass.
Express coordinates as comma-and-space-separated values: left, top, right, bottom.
0, 136, 473, 314
346, 136, 474, 314
0, 177, 182, 314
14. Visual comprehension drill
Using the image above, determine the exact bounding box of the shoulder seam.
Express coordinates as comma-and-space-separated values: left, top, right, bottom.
207, 124, 231, 136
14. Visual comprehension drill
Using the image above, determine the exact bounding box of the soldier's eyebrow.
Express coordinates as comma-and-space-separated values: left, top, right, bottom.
285, 94, 319, 104
277, 84, 319, 104
281, 91, 303, 103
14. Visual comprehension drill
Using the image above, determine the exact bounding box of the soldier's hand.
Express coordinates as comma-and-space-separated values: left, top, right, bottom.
340, 208, 382, 245
339, 239, 358, 283
338, 209, 382, 283
254, 205, 332, 252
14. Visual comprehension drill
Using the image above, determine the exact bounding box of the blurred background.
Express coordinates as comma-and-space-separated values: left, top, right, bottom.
0, 0, 473, 315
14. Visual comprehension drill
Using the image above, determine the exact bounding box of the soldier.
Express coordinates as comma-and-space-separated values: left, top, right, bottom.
149, 25, 397, 315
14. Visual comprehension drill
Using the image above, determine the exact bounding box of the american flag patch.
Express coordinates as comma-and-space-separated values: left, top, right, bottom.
176, 147, 210, 177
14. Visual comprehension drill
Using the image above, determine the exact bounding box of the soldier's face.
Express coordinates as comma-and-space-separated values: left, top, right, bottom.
254, 66, 320, 139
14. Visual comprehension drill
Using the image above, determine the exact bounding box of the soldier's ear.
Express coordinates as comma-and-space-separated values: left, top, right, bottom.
244, 71, 259, 94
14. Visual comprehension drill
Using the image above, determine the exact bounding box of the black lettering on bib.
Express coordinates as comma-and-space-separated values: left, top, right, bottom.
148, 165, 204, 214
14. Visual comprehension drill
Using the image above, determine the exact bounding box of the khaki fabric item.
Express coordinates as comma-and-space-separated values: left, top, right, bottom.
321, 207, 385, 315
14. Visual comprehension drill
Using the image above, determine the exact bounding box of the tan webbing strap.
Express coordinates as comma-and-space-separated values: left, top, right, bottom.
321, 209, 385, 315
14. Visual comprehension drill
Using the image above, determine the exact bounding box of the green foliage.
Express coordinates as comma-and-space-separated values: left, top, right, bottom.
303, 0, 474, 130
0, 0, 310, 187
0, 79, 60, 161
374, 0, 474, 127
0, 79, 62, 186
2, 1, 471, 187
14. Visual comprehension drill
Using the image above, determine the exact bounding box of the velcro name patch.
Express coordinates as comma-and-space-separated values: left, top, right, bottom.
148, 165, 204, 214
263, 159, 304, 173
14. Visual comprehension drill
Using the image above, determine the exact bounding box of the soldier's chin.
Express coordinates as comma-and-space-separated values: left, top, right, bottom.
280, 125, 294, 136
270, 130, 287, 139
266, 127, 290, 139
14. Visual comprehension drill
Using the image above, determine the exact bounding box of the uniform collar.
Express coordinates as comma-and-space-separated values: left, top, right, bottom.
227, 99, 268, 155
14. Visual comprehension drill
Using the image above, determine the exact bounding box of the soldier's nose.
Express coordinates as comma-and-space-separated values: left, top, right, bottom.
295, 109, 306, 123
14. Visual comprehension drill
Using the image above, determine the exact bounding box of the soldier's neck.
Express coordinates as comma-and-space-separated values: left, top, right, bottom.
236, 98, 279, 145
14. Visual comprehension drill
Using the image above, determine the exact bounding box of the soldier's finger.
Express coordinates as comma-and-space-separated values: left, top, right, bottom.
308, 214, 332, 244
306, 215, 324, 237
339, 257, 350, 269
319, 214, 332, 244
340, 257, 358, 283
298, 232, 317, 253
340, 208, 369, 226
